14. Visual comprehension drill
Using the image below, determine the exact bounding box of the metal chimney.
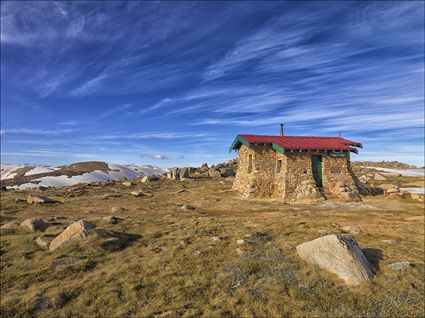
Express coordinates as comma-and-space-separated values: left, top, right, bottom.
280, 123, 284, 136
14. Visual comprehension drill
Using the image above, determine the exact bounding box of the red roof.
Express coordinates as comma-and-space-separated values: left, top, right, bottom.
231, 134, 362, 153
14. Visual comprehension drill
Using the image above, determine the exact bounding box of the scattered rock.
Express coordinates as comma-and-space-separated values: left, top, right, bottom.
102, 193, 121, 199
47, 216, 67, 222
27, 194, 57, 204
140, 175, 159, 183
208, 169, 222, 178
130, 190, 145, 197
235, 248, 244, 255
122, 181, 133, 187
387, 261, 411, 271
359, 175, 371, 183
177, 189, 187, 193
411, 194, 424, 202
220, 168, 235, 177
111, 207, 125, 213
1, 221, 20, 229
179, 167, 191, 179
0, 185, 8, 192
211, 236, 222, 242
35, 236, 54, 249
374, 173, 387, 181
167, 168, 180, 180
100, 237, 124, 252
318, 229, 330, 235
340, 226, 362, 235
340, 191, 361, 201
181, 204, 195, 211
296, 234, 373, 286
14, 198, 26, 203
49, 220, 95, 251
236, 239, 246, 245
50, 257, 79, 270
102, 216, 122, 224
20, 218, 47, 232
381, 239, 398, 245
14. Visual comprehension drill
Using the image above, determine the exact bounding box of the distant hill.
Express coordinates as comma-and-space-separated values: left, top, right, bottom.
0, 161, 166, 189
352, 161, 417, 169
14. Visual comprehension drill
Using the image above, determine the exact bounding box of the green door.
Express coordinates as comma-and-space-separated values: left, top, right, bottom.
311, 155, 323, 187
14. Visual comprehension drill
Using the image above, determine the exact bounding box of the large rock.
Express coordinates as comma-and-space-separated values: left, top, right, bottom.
20, 218, 47, 232
167, 168, 180, 180
49, 220, 94, 251
220, 168, 235, 177
179, 167, 190, 179
296, 234, 373, 286
130, 190, 145, 197
374, 173, 387, 181
140, 175, 159, 183
111, 207, 125, 213
387, 261, 411, 271
27, 195, 56, 204
208, 169, 222, 178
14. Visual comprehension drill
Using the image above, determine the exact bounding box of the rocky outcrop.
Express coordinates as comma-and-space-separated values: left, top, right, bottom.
374, 173, 387, 181
1, 221, 20, 229
27, 195, 57, 204
35, 236, 54, 249
20, 218, 47, 232
296, 234, 373, 286
208, 169, 222, 178
140, 175, 159, 183
49, 220, 94, 251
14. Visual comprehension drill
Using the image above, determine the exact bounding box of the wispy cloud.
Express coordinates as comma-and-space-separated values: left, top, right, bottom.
4, 128, 77, 135
1, 2, 423, 166
140, 153, 169, 160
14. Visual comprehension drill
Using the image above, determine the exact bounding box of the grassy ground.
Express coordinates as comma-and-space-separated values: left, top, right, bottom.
0, 177, 424, 317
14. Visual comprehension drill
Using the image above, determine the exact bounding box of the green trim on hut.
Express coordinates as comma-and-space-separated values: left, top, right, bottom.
229, 135, 250, 153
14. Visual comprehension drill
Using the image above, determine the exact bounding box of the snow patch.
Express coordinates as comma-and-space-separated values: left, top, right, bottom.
24, 165, 59, 176
0, 163, 22, 180
364, 166, 425, 177
400, 188, 425, 194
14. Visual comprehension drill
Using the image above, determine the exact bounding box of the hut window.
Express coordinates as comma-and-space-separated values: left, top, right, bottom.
248, 154, 253, 173
276, 160, 282, 173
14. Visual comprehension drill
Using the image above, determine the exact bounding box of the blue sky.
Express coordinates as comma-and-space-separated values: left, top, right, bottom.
1, 1, 424, 167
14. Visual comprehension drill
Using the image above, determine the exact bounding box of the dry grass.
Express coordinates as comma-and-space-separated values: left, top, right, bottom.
0, 177, 424, 317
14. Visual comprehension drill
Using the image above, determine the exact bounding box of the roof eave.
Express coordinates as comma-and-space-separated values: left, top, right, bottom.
229, 135, 250, 153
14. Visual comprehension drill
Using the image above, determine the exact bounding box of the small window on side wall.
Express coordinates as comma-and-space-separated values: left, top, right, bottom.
276, 159, 282, 173
248, 154, 253, 173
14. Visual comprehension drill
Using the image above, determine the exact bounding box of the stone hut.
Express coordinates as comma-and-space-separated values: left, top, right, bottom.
230, 133, 363, 201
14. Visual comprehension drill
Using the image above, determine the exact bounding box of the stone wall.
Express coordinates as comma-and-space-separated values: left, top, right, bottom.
232, 144, 277, 197
233, 145, 360, 201
282, 152, 318, 201
322, 154, 358, 195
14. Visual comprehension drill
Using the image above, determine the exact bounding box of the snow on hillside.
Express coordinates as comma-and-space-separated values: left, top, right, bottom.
0, 163, 22, 180
364, 166, 425, 177
24, 165, 59, 176
1, 162, 166, 189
